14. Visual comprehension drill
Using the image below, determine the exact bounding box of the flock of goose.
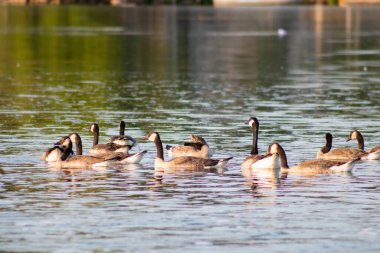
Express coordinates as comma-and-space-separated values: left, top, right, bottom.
41, 117, 380, 174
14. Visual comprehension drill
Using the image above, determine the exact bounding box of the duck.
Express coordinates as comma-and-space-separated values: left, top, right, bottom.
346, 130, 380, 159
146, 132, 233, 170
166, 134, 213, 158
108, 121, 137, 148
53, 136, 120, 168
241, 117, 269, 170
88, 123, 132, 157
255, 143, 359, 173
316, 132, 378, 161
41, 132, 81, 162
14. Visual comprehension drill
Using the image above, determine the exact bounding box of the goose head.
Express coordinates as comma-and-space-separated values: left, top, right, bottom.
347, 129, 364, 150
245, 116, 259, 129
90, 123, 99, 134
146, 132, 159, 142
191, 134, 207, 145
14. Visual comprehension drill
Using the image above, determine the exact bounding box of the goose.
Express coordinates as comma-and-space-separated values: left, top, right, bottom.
57, 131, 147, 164
166, 134, 213, 158
146, 132, 232, 170
41, 133, 81, 162
53, 136, 119, 168
346, 130, 380, 159
41, 145, 66, 162
317, 133, 378, 161
241, 117, 269, 170
254, 143, 359, 173
88, 123, 132, 156
108, 121, 137, 147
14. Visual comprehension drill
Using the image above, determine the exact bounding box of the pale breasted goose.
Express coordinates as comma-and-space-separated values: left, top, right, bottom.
59, 131, 146, 164
317, 132, 378, 161
346, 130, 380, 159
54, 136, 120, 168
166, 134, 213, 158
241, 117, 269, 170
41, 133, 81, 162
108, 121, 137, 148
260, 143, 359, 173
146, 132, 232, 170
89, 123, 132, 156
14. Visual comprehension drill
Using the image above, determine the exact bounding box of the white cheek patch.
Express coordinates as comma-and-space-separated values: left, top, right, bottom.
269, 144, 278, 154
249, 119, 255, 127
148, 133, 157, 142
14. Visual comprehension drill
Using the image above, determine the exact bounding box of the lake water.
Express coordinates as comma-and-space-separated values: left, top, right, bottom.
1, 5, 380, 252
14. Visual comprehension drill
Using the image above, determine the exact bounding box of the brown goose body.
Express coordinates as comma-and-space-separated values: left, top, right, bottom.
317, 132, 377, 161
55, 136, 117, 168
347, 130, 380, 160
266, 143, 359, 174
147, 132, 232, 170
166, 135, 212, 158
88, 123, 131, 157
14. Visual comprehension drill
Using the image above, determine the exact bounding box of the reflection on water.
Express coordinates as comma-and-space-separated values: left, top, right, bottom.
1, 5, 380, 252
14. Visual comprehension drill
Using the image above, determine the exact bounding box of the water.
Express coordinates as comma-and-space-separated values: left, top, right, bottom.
1, 5, 380, 252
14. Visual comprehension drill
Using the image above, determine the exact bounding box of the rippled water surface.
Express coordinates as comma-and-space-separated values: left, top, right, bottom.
1, 5, 380, 252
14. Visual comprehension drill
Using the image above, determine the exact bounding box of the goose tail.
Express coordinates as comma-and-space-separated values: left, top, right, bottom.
330, 158, 360, 172
363, 150, 380, 160
119, 150, 148, 164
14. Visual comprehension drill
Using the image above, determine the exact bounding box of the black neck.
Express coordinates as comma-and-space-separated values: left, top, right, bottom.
120, 121, 125, 136
93, 126, 99, 146
277, 144, 289, 169
250, 124, 259, 155
321, 134, 332, 154
60, 140, 72, 161
154, 133, 164, 160
356, 132, 364, 150
74, 133, 83, 155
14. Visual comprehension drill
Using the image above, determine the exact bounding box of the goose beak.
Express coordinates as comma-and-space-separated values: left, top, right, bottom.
346, 138, 351, 142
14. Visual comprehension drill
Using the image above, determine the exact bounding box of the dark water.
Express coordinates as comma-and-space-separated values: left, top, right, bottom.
0, 5, 380, 252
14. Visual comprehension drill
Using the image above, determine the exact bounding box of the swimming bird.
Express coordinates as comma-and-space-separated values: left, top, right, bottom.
53, 136, 119, 168
146, 132, 232, 170
88, 123, 132, 156
257, 143, 359, 173
346, 130, 380, 159
41, 145, 66, 162
108, 121, 137, 148
317, 132, 378, 161
166, 134, 213, 158
241, 117, 269, 170
41, 132, 81, 162
55, 132, 147, 164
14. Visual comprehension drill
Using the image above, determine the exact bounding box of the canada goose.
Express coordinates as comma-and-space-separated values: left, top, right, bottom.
54, 136, 119, 168
262, 143, 359, 173
56, 132, 146, 164
108, 121, 137, 147
317, 133, 378, 161
41, 145, 66, 162
146, 132, 233, 170
89, 123, 132, 156
41, 133, 81, 162
166, 134, 213, 158
241, 117, 269, 170
347, 130, 380, 159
